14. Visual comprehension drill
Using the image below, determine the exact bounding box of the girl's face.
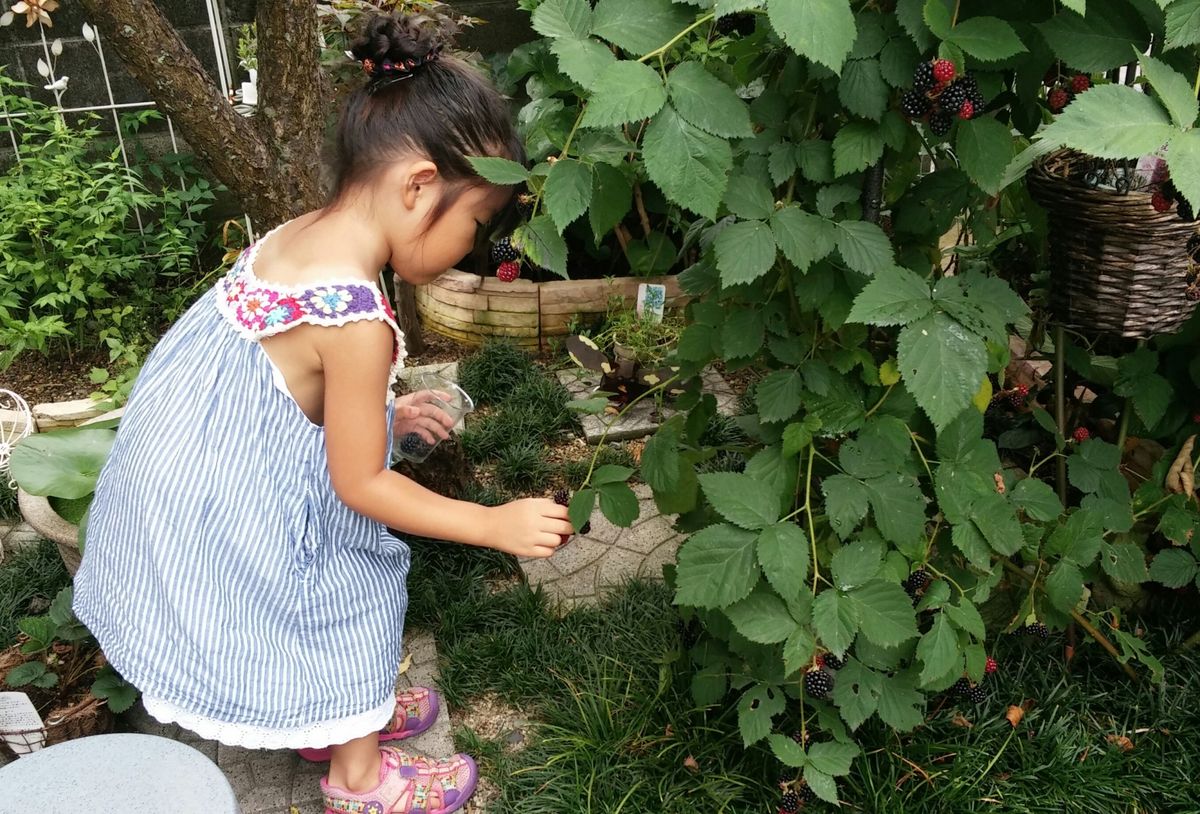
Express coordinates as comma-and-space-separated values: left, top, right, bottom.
379, 160, 511, 285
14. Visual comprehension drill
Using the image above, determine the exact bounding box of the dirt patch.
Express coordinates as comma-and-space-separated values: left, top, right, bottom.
3, 349, 113, 406
407, 329, 472, 366
454, 693, 534, 813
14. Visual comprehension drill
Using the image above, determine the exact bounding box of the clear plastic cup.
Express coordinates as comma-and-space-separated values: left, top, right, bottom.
391, 372, 474, 465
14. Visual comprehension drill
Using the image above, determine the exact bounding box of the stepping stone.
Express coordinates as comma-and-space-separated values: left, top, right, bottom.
1, 523, 42, 558
395, 361, 459, 392
558, 367, 736, 444
520, 484, 685, 609
122, 629, 455, 814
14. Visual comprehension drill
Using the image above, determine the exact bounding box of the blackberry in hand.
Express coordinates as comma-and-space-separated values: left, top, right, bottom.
929, 109, 953, 137
780, 791, 801, 813
804, 668, 834, 699
553, 488, 590, 535
399, 433, 432, 457
900, 90, 931, 119
490, 236, 519, 264
912, 61, 936, 94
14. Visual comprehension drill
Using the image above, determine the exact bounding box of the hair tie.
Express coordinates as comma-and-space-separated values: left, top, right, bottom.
348, 46, 442, 92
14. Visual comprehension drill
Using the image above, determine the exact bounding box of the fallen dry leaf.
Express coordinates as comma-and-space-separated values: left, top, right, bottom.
1106, 734, 1134, 752
951, 712, 974, 729
396, 652, 413, 676
993, 472, 1006, 494
683, 755, 699, 773
1165, 435, 1196, 498
1005, 705, 1026, 728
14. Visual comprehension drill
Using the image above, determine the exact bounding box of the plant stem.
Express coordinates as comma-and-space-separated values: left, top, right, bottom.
638, 14, 715, 63
951, 0, 961, 27
865, 384, 895, 418
1054, 324, 1068, 505
806, 445, 820, 594
1115, 396, 1133, 454
998, 559, 1139, 681
910, 430, 936, 482
580, 375, 680, 488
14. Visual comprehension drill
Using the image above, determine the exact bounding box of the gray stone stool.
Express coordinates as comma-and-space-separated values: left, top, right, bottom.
0, 732, 240, 813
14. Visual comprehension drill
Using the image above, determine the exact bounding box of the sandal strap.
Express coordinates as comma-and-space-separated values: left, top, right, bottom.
389, 687, 436, 734
322, 748, 471, 814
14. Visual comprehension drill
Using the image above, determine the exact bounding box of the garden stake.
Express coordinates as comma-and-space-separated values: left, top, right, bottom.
1055, 325, 1068, 504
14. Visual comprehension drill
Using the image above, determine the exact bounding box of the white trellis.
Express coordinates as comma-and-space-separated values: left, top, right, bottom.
0, 0, 254, 240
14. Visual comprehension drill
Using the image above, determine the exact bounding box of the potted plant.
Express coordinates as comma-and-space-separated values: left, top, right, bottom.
10, 426, 116, 575
598, 303, 684, 370
0, 586, 136, 757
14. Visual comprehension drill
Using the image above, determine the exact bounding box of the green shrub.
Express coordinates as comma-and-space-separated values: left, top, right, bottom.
457, 341, 540, 407
495, 439, 553, 492
508, 374, 578, 436
561, 443, 637, 489
0, 539, 70, 646
458, 480, 512, 508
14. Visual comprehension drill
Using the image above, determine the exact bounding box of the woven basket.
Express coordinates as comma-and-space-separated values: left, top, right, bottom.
1027, 150, 1200, 339
0, 692, 113, 760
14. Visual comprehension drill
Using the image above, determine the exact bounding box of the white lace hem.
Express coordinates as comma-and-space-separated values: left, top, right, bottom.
142, 694, 396, 750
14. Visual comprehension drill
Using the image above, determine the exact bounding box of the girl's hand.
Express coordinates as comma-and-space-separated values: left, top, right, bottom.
392, 389, 455, 444
486, 498, 574, 558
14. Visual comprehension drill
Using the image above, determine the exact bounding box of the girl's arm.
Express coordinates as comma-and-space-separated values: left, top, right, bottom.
318, 320, 571, 558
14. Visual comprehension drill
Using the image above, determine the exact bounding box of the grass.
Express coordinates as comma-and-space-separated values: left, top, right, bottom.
404, 540, 1200, 813
0, 478, 17, 522
0, 538, 70, 645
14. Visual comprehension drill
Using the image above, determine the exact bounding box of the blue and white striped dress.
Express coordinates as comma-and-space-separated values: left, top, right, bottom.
73, 231, 411, 749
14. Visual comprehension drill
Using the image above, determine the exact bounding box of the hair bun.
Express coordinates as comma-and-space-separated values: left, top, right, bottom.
350, 13, 443, 64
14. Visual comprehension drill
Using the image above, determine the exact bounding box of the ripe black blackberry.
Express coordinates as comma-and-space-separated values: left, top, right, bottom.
715, 12, 755, 36
912, 61, 936, 93
804, 669, 833, 699
1026, 622, 1049, 639
823, 653, 845, 671
553, 489, 591, 534
904, 569, 931, 596
950, 677, 970, 697
399, 433, 432, 457
939, 80, 969, 116
515, 192, 535, 218
929, 109, 953, 137
780, 791, 801, 813
490, 237, 519, 264
900, 90, 931, 119
963, 683, 988, 704
797, 783, 816, 803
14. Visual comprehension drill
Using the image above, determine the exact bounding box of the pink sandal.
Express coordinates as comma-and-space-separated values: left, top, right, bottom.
321, 746, 478, 814
299, 687, 441, 762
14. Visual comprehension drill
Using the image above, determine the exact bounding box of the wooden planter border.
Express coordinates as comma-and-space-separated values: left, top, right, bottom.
410, 270, 687, 349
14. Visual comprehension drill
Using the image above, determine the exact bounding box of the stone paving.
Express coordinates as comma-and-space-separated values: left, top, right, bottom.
121, 630, 454, 814
0, 521, 41, 565
558, 367, 738, 443
520, 483, 684, 610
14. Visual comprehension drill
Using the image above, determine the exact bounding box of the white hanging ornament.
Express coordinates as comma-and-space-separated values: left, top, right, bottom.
0, 389, 34, 491
0, 11, 13, 26
50, 37, 62, 55
81, 22, 94, 42
43, 75, 68, 92
35, 58, 49, 78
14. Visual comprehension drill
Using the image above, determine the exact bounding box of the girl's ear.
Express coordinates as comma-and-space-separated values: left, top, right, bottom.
401, 160, 440, 211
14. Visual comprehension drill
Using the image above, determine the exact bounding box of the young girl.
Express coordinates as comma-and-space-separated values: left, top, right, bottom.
72, 14, 572, 814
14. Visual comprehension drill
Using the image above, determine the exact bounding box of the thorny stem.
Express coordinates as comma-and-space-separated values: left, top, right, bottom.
638, 14, 715, 63
999, 559, 1139, 681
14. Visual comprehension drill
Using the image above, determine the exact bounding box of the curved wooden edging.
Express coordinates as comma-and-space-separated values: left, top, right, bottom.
16, 488, 81, 576
410, 270, 687, 349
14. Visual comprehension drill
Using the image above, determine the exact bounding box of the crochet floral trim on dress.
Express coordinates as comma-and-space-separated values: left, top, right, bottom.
215, 234, 407, 385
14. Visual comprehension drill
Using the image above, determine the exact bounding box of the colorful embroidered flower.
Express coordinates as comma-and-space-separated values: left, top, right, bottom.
237, 288, 278, 329
309, 286, 352, 315
263, 296, 303, 327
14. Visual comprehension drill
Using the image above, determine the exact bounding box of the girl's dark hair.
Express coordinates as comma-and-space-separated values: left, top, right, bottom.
336, 14, 525, 232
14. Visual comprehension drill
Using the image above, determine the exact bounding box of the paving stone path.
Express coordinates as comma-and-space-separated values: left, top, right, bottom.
0, 521, 41, 564
122, 630, 454, 814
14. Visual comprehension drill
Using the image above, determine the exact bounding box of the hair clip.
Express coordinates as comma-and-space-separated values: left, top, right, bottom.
353, 45, 443, 89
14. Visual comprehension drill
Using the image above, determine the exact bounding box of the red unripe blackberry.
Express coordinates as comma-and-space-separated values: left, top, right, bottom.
985, 656, 999, 674
1048, 87, 1070, 113
1152, 191, 1173, 213
1008, 384, 1029, 408
804, 668, 833, 699
496, 260, 521, 282
958, 100, 974, 120
933, 59, 955, 83
1072, 427, 1090, 443
1071, 74, 1091, 93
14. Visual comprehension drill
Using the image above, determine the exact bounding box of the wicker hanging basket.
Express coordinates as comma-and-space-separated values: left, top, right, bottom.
1027, 150, 1200, 339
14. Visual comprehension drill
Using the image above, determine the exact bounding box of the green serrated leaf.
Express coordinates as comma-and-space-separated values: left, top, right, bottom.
1149, 548, 1198, 588
727, 585, 799, 643
971, 492, 1024, 556
1100, 541, 1150, 584
946, 16, 1025, 61
675, 523, 762, 608
643, 105, 732, 220
758, 523, 811, 597
768, 733, 809, 767
1038, 7, 1150, 72
1169, 129, 1200, 214
724, 175, 776, 221
699, 472, 782, 530
591, 0, 692, 55
771, 207, 837, 272
917, 614, 960, 684
1034, 84, 1174, 160
514, 216, 568, 277
813, 589, 861, 655
835, 220, 895, 276
839, 58, 889, 121
1140, 53, 1198, 130
898, 313, 987, 431
738, 683, 785, 745
1045, 560, 1086, 612
847, 265, 932, 325
831, 659, 883, 730
956, 117, 1014, 195
876, 670, 924, 729
769, 141, 798, 186
598, 481, 639, 526
808, 740, 860, 776
1045, 508, 1105, 566
569, 488, 597, 534
897, 0, 935, 51
531, 0, 593, 39
580, 60, 667, 128
551, 37, 615, 89
1167, 0, 1200, 50
803, 766, 839, 803
767, 0, 857, 73
784, 626, 816, 676
848, 579, 919, 647
466, 156, 531, 185
716, 220, 778, 286
833, 121, 885, 177
756, 369, 805, 423
668, 61, 754, 138
823, 474, 871, 539
588, 162, 633, 242
544, 159, 593, 233
831, 538, 884, 590
642, 426, 681, 493
1011, 478, 1064, 521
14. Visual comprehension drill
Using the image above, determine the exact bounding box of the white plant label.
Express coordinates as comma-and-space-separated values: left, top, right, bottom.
0, 692, 45, 755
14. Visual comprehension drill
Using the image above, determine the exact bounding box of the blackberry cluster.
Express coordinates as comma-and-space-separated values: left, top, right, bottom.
912, 61, 936, 94
399, 433, 432, 457
804, 668, 833, 699
901, 59, 984, 134
715, 12, 755, 36
1015, 621, 1049, 639
490, 237, 519, 264
1045, 68, 1092, 113
962, 682, 988, 704
780, 791, 800, 813
900, 91, 931, 119
823, 653, 845, 671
